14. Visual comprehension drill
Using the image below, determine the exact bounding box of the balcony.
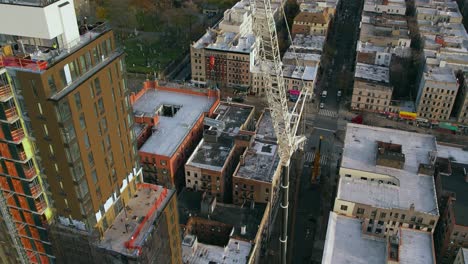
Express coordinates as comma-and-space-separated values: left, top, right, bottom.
0, 84, 12, 101
30, 184, 42, 198
18, 150, 28, 161
23, 166, 36, 180
34, 200, 47, 214
2, 107, 19, 122
10, 127, 25, 142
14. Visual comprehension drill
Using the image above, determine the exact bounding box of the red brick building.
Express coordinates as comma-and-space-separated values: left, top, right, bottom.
131, 81, 219, 190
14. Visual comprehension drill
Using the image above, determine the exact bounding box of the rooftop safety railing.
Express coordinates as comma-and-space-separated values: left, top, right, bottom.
0, 22, 110, 72
0, 0, 60, 7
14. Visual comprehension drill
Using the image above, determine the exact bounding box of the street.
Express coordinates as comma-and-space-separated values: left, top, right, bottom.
289, 0, 364, 263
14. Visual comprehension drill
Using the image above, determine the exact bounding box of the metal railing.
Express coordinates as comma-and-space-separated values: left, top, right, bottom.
0, 0, 60, 7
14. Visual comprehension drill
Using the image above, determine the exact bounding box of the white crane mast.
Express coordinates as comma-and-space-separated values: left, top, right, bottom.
251, 0, 308, 263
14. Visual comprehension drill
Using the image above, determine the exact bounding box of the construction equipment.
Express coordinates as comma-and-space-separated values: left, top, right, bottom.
311, 136, 323, 184
251, 1, 310, 263
0, 191, 28, 264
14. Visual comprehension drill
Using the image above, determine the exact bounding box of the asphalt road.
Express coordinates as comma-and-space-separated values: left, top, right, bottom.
289, 0, 364, 263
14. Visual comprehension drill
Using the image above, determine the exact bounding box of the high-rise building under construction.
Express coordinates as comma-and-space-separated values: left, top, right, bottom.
0, 1, 181, 263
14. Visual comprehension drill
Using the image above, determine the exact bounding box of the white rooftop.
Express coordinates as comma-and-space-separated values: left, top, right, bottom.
290, 34, 326, 52
424, 66, 457, 84
134, 89, 217, 157
355, 63, 390, 83
282, 65, 318, 81
437, 144, 468, 164
399, 229, 435, 264
322, 212, 386, 264
339, 124, 439, 215
282, 51, 322, 63
182, 235, 251, 264
463, 248, 468, 264
323, 212, 435, 264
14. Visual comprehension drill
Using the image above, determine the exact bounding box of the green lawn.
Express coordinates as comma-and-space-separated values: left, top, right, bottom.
123, 37, 188, 74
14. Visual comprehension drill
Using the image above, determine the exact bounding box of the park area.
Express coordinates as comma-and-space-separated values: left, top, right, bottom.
86, 0, 237, 74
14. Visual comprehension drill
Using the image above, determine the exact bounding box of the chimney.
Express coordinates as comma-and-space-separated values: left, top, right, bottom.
240, 155, 245, 165
241, 225, 247, 235
410, 203, 415, 211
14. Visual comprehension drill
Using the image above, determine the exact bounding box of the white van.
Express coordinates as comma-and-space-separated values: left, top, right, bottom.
321, 90, 328, 98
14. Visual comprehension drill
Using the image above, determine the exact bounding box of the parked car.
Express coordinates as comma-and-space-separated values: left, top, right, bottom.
320, 103, 325, 109
321, 90, 328, 98
337, 90, 342, 97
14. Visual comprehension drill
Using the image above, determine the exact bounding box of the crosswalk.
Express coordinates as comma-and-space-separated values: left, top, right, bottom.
318, 109, 338, 118
304, 152, 329, 166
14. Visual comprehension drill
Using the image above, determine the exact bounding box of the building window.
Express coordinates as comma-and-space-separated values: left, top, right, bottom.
48, 75, 57, 94
401, 214, 405, 220
74, 92, 82, 110
91, 170, 98, 184
84, 134, 90, 149
79, 113, 86, 130
88, 152, 95, 167
161, 160, 167, 166
380, 212, 386, 218
357, 208, 365, 214
340, 205, 348, 211
429, 220, 435, 225
94, 78, 102, 95
97, 98, 105, 114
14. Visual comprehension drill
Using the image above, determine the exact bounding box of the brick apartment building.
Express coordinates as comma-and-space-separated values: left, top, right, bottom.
178, 190, 271, 263
131, 80, 219, 190
185, 102, 255, 203
232, 110, 281, 207
351, 63, 393, 112
292, 9, 333, 37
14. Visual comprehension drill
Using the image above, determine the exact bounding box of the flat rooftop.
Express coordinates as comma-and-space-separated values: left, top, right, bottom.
215, 102, 254, 135
0, 22, 109, 72
290, 34, 326, 52
133, 88, 217, 157
322, 212, 386, 264
437, 144, 468, 165
186, 103, 254, 171
424, 66, 457, 84
182, 236, 251, 264
365, 0, 406, 7
463, 248, 468, 263
439, 164, 468, 226
282, 64, 318, 81
187, 137, 234, 172
282, 51, 322, 63
256, 110, 276, 141
177, 189, 266, 241
323, 212, 435, 264
339, 124, 439, 214
399, 229, 435, 264
97, 185, 173, 257
235, 141, 280, 183
355, 63, 390, 83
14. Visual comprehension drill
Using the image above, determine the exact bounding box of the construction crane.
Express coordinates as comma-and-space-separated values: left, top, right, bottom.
311, 136, 323, 184
251, 1, 309, 263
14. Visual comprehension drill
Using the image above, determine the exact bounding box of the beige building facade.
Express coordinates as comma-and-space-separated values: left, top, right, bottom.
416, 67, 458, 121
